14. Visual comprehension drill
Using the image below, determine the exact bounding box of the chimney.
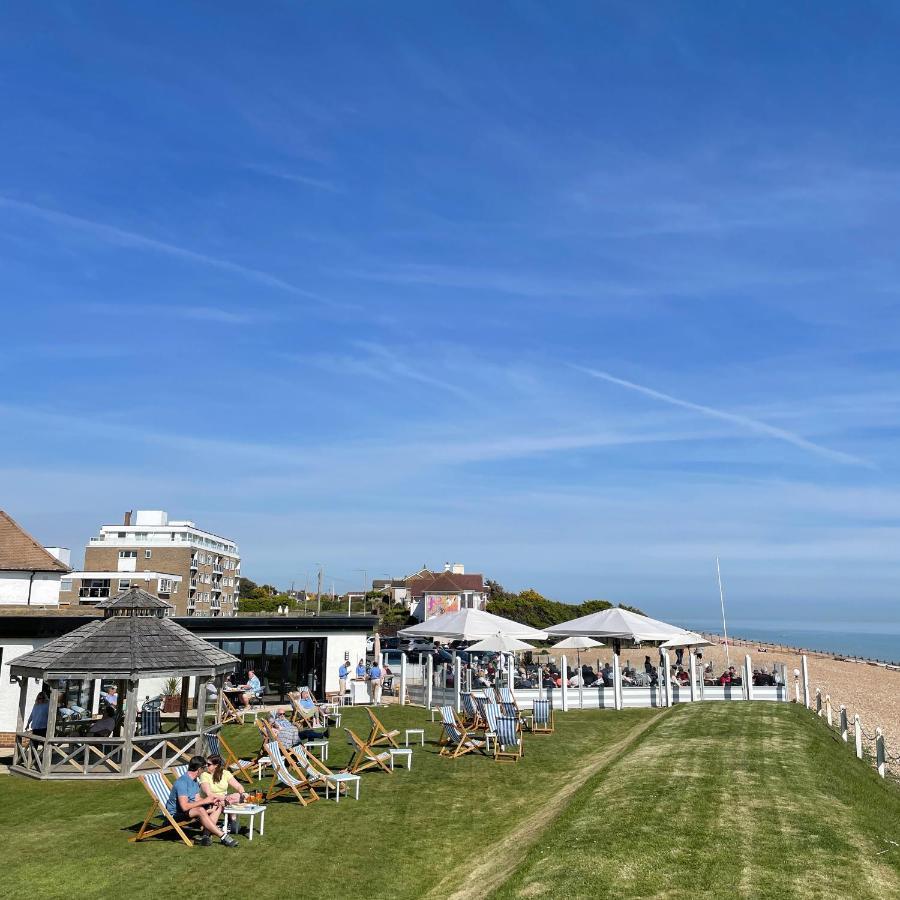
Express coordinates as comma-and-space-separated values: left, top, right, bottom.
124, 510, 133, 526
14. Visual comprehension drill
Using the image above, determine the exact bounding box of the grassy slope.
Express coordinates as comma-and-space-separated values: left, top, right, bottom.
0, 704, 656, 899
493, 703, 900, 899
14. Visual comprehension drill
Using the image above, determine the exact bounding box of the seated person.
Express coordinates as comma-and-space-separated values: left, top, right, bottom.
205, 680, 219, 702
165, 755, 237, 847
676, 667, 690, 685
718, 670, 732, 685
582, 666, 599, 686
270, 707, 329, 746
239, 670, 262, 709
199, 755, 249, 833
293, 687, 323, 724
568, 671, 583, 688
601, 663, 614, 687
101, 685, 118, 707
88, 704, 116, 737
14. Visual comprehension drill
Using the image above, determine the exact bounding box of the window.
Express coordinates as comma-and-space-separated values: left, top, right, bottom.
60, 578, 73, 592
79, 579, 111, 599
117, 532, 126, 538
159, 578, 174, 595
144, 549, 152, 559
119, 550, 137, 559
118, 579, 131, 590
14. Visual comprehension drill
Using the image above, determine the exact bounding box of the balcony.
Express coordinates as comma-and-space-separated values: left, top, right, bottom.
213, 565, 223, 574
190, 558, 198, 571
190, 579, 198, 589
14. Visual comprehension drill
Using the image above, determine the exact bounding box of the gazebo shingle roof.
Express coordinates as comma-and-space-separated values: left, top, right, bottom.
10, 604, 238, 679
96, 589, 174, 612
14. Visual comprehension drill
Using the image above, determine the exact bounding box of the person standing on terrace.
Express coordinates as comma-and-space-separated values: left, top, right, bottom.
27, 692, 49, 737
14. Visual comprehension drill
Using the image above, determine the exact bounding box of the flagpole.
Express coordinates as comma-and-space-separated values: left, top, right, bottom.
716, 556, 730, 669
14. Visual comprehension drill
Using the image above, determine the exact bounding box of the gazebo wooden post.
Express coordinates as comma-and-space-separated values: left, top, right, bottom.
216, 674, 224, 724
122, 678, 139, 775
41, 680, 61, 774
15, 679, 28, 733
195, 679, 208, 752
178, 677, 190, 732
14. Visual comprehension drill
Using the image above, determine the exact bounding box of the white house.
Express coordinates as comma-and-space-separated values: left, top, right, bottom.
0, 510, 70, 607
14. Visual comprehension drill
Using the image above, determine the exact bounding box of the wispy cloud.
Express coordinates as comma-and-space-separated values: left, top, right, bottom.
0, 195, 331, 306
244, 163, 342, 193
85, 302, 262, 325
575, 366, 872, 468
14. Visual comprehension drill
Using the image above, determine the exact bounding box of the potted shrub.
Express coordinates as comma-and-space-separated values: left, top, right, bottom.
162, 677, 181, 713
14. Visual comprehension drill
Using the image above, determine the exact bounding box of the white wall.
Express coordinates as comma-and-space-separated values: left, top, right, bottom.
0, 638, 50, 732
324, 633, 367, 694
0, 571, 61, 606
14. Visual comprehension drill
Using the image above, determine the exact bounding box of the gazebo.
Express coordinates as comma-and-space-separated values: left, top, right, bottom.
10, 588, 238, 779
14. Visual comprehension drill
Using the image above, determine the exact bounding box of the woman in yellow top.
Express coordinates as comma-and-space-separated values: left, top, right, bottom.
198, 755, 247, 834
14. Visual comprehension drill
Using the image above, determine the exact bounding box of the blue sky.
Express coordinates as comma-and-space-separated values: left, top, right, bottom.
3, 3, 900, 623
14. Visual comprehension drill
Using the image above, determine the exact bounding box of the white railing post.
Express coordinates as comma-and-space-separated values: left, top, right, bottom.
612, 652, 622, 710
454, 656, 462, 715
793, 671, 801, 704
399, 653, 407, 706
801, 655, 810, 708
840, 705, 848, 742
744, 654, 753, 701
876, 728, 886, 778
661, 649, 672, 707
537, 667, 543, 695
816, 689, 823, 717
425, 654, 433, 710
689, 650, 697, 702
855, 714, 863, 759
561, 655, 569, 712
825, 695, 833, 728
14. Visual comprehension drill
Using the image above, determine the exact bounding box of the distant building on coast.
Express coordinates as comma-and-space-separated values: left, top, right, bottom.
59, 509, 240, 617
405, 562, 487, 620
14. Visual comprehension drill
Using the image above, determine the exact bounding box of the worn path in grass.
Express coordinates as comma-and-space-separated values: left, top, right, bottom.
492, 702, 900, 899
0, 704, 658, 899
433, 707, 669, 900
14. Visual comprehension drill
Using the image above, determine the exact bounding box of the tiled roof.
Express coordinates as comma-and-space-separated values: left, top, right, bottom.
97, 588, 174, 612
0, 510, 70, 573
407, 571, 485, 595
10, 613, 239, 678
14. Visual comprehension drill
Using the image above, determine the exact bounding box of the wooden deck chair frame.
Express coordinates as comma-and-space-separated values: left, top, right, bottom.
460, 692, 482, 730
129, 770, 200, 847
365, 707, 400, 748
344, 727, 394, 774
220, 692, 248, 727
264, 740, 320, 806
493, 715, 524, 763
531, 698, 555, 734
438, 705, 486, 759
289, 695, 322, 728
204, 725, 255, 784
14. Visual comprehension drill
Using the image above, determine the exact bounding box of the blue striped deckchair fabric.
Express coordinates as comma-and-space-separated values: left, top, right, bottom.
499, 687, 517, 708
139, 708, 161, 736
205, 727, 255, 782
500, 701, 518, 720
144, 770, 171, 806
171, 764, 188, 780
532, 698, 554, 733
494, 715, 523, 762
460, 692, 479, 726
265, 740, 319, 805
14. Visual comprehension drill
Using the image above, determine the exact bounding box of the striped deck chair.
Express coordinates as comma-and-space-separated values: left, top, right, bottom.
531, 698, 554, 734
365, 707, 400, 748
139, 706, 162, 736
344, 728, 394, 774
438, 705, 460, 746
438, 705, 486, 758
473, 693, 492, 729
493, 715, 523, 763
498, 686, 518, 710
264, 740, 320, 806
220, 692, 248, 726
460, 692, 482, 729
205, 725, 257, 783
289, 695, 322, 728
129, 770, 198, 847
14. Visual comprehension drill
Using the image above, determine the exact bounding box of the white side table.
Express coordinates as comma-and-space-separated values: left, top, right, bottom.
325, 772, 361, 802
222, 803, 266, 840
404, 728, 425, 747
389, 748, 413, 770
304, 739, 329, 761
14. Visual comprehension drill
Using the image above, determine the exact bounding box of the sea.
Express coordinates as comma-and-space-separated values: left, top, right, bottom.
681, 618, 900, 664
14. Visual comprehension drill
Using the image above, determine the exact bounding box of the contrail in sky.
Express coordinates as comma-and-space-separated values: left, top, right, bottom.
575, 365, 872, 468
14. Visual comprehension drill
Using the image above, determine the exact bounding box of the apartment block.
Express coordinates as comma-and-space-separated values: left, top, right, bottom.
59, 509, 240, 616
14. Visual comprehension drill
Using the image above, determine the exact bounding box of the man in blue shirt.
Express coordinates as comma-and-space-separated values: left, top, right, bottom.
165, 755, 237, 847
355, 659, 367, 679
27, 692, 50, 736
240, 670, 262, 709
369, 660, 383, 705
338, 661, 349, 697
101, 685, 118, 707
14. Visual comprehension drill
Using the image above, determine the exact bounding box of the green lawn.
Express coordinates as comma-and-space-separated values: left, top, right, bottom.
1, 702, 899, 899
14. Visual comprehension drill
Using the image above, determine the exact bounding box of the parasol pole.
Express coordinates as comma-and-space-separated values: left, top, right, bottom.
716, 556, 730, 669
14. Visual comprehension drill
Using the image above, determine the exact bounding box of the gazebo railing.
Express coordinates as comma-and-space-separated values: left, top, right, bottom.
11, 729, 204, 779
